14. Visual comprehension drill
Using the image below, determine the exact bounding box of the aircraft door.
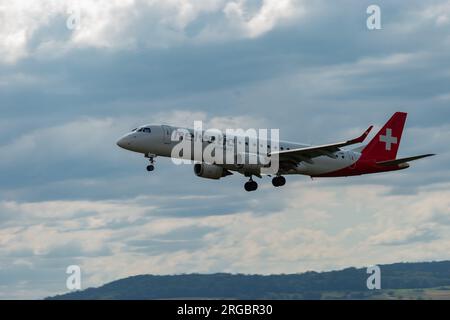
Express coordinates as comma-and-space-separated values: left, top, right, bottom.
161, 125, 172, 144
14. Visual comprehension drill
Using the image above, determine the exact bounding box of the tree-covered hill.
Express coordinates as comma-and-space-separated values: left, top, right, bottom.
47, 261, 450, 300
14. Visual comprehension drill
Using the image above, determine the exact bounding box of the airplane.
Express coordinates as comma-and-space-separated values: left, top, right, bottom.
116, 112, 435, 192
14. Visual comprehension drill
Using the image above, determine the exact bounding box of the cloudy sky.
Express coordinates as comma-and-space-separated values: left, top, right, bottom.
1, 0, 450, 299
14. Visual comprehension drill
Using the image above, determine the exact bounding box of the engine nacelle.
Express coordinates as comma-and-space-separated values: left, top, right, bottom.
194, 163, 229, 180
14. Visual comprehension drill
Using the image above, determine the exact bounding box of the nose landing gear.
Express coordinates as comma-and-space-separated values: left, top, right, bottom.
145, 154, 156, 172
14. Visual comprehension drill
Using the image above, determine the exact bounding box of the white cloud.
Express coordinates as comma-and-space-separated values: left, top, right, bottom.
0, 0, 306, 64
421, 0, 450, 26
2, 181, 450, 298
0, 117, 120, 165
224, 0, 304, 38
367, 225, 439, 246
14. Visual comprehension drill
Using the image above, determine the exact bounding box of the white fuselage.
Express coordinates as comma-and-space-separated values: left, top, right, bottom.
116, 124, 361, 176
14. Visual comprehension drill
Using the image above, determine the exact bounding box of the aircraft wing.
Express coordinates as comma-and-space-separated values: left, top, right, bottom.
270, 126, 373, 164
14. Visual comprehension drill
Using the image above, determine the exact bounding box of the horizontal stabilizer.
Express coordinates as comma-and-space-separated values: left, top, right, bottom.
376, 154, 435, 166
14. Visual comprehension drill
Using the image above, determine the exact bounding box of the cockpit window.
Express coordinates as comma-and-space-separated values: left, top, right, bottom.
131, 128, 137, 132
143, 128, 151, 133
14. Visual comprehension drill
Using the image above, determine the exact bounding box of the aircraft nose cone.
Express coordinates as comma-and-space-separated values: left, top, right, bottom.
116, 137, 128, 149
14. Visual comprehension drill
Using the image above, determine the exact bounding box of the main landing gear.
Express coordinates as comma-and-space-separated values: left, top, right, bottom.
272, 176, 286, 187
243, 176, 286, 191
244, 177, 258, 192
146, 154, 156, 172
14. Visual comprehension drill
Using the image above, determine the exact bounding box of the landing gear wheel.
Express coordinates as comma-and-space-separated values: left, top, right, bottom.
244, 180, 258, 192
145, 154, 156, 172
272, 176, 286, 187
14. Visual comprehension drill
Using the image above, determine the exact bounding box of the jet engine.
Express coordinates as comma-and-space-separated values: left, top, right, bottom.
194, 163, 232, 180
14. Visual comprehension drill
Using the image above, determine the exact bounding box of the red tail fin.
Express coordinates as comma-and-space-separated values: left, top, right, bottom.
361, 112, 407, 162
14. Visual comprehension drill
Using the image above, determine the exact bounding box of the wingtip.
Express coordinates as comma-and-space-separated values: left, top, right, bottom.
356, 125, 373, 143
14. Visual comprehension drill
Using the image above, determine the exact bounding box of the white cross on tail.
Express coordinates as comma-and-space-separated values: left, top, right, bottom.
379, 128, 397, 151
